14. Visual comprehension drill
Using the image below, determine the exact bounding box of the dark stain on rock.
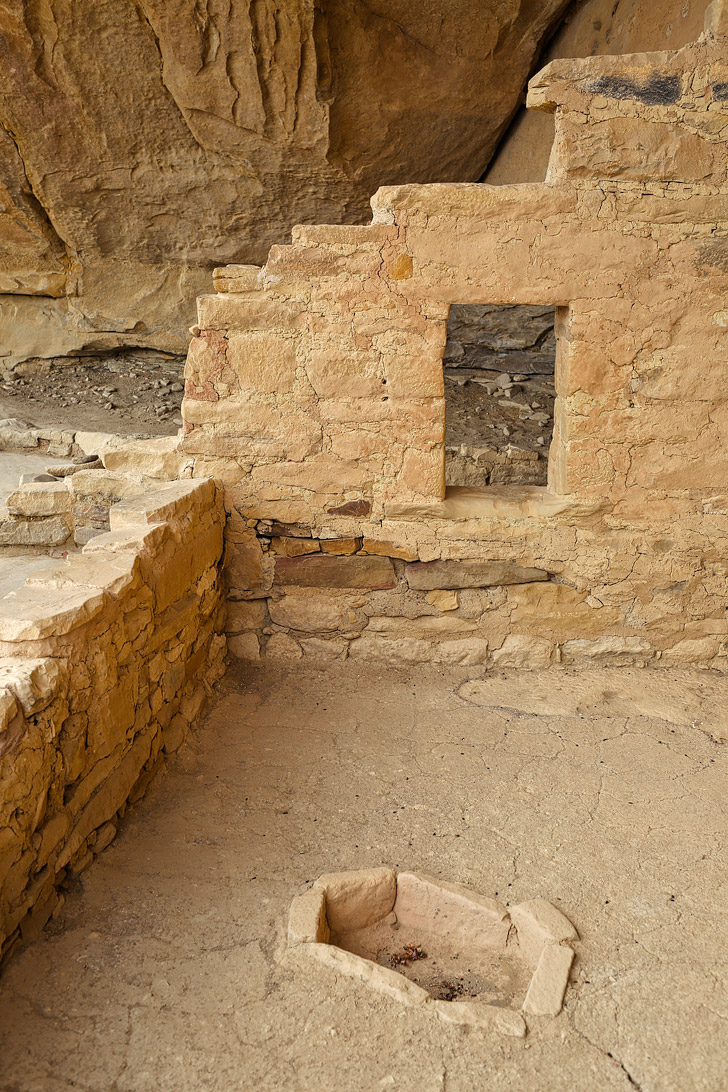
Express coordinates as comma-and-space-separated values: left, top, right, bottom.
587, 73, 681, 105
327, 499, 371, 517
712, 82, 728, 101
697, 238, 728, 274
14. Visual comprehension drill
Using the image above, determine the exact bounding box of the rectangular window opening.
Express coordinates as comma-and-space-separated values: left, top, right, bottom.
444, 304, 556, 489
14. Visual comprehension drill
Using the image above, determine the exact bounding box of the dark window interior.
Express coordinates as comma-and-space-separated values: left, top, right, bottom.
444, 304, 556, 488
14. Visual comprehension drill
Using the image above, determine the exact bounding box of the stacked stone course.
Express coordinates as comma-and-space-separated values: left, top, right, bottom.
0, 477, 226, 964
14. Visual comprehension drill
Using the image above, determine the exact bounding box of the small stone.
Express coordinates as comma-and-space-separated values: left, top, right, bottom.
522, 944, 575, 1016
425, 589, 459, 611
162, 714, 187, 753
90, 821, 117, 854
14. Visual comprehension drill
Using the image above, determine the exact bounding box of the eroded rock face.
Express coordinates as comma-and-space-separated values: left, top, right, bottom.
0, 0, 568, 367
485, 0, 710, 185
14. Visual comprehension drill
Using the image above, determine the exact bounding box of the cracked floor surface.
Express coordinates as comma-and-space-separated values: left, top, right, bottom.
0, 661, 726, 1092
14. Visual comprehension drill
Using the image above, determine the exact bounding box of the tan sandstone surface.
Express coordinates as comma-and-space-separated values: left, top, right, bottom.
0, 0, 569, 368
0, 660, 725, 1091
485, 0, 710, 185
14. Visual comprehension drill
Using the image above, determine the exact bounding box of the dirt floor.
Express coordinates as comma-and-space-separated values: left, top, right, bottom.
0, 351, 185, 436
0, 660, 726, 1092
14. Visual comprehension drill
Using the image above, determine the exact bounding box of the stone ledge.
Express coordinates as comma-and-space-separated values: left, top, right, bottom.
385, 486, 581, 522
405, 559, 549, 590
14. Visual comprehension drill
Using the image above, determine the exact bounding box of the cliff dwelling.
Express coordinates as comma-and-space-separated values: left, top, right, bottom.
0, 2, 727, 1090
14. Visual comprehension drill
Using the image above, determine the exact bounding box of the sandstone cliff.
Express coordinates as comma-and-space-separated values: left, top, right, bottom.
0, 0, 569, 367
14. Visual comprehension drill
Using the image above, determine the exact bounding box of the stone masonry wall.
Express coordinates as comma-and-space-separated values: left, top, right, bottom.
0, 477, 226, 964
180, 4, 728, 671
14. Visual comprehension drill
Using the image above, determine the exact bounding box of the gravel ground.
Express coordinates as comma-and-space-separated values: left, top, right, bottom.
0, 351, 185, 436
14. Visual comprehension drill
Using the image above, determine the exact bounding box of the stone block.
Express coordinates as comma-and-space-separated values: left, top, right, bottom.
226, 331, 297, 394
288, 887, 329, 946
0, 658, 65, 717
406, 560, 549, 590
162, 715, 187, 754
265, 633, 302, 660
430, 1000, 525, 1037
299, 637, 349, 660
366, 615, 476, 637
304, 941, 430, 1007
510, 899, 578, 969
522, 943, 574, 1017
436, 638, 490, 665
274, 555, 396, 590
0, 512, 72, 547
102, 437, 194, 480
269, 590, 362, 632
426, 590, 459, 611
561, 636, 653, 665
5, 481, 71, 517
315, 867, 396, 933
394, 871, 510, 950
211, 265, 262, 294
360, 538, 418, 561
348, 635, 431, 663
305, 351, 383, 399
226, 600, 268, 633
491, 634, 555, 668
227, 633, 261, 660
0, 585, 105, 642
110, 479, 216, 531
319, 538, 361, 556
26, 553, 139, 597
271, 537, 319, 556
90, 821, 117, 854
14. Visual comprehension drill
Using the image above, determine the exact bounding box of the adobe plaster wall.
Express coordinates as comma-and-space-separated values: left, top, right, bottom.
0, 476, 227, 965
178, 5, 728, 670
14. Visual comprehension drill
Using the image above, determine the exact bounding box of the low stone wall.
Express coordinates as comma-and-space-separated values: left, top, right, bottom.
0, 477, 227, 964
223, 510, 728, 669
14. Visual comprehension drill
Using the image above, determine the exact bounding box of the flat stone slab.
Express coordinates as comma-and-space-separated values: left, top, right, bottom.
405, 559, 548, 590
0, 453, 57, 504
459, 667, 728, 741
274, 555, 397, 589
